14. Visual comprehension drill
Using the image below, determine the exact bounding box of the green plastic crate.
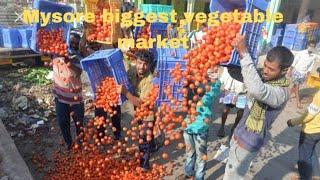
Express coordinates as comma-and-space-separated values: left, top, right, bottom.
139, 4, 173, 14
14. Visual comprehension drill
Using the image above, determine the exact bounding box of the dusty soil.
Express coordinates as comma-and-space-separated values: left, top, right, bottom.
0, 66, 92, 180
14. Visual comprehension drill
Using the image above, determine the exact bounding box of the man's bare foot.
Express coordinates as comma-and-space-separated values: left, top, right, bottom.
291, 174, 299, 180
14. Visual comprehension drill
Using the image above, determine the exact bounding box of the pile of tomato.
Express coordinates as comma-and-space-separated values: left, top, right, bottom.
46, 22, 243, 179
37, 28, 68, 56
46, 84, 172, 179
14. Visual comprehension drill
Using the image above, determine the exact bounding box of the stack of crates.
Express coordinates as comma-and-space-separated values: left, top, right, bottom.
210, 0, 269, 67
282, 24, 308, 51
17, 26, 33, 49
1, 28, 22, 48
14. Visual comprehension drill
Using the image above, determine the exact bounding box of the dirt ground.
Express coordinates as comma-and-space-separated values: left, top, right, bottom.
0, 58, 320, 180
0, 65, 94, 180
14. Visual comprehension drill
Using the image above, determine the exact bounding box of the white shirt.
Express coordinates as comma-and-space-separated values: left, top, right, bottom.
189, 30, 205, 49
220, 67, 246, 94
292, 50, 316, 75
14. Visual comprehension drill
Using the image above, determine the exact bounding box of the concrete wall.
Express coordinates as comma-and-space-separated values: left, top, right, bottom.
0, 1, 31, 27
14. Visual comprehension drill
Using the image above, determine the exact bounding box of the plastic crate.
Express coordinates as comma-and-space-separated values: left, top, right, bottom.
84, 0, 99, 13
18, 26, 33, 48
210, 0, 269, 67
307, 74, 320, 88
2, 28, 22, 48
0, 26, 3, 47
282, 42, 306, 51
139, 4, 173, 15
282, 35, 307, 44
150, 22, 168, 38
154, 57, 186, 107
271, 35, 283, 47
150, 48, 158, 63
134, 22, 168, 41
273, 23, 286, 36
80, 49, 133, 103
156, 47, 187, 61
282, 30, 308, 50
31, 0, 73, 53
313, 29, 320, 42
293, 44, 307, 51
284, 24, 298, 31
84, 0, 122, 44
275, 29, 284, 36
281, 23, 310, 50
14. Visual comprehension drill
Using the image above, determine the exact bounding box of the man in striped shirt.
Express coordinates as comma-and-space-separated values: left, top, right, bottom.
53, 32, 84, 150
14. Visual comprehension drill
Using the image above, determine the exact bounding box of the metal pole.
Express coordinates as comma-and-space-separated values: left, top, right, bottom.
266, 0, 282, 43
186, 0, 195, 32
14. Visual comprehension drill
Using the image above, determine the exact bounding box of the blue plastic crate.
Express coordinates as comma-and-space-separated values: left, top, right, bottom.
281, 23, 311, 50
271, 35, 283, 47
273, 23, 286, 36
282, 36, 307, 44
18, 26, 33, 49
0, 26, 3, 47
284, 24, 298, 31
282, 41, 307, 51
30, 0, 74, 53
282, 30, 308, 50
274, 27, 285, 36
2, 28, 22, 48
80, 49, 133, 103
154, 57, 186, 107
283, 30, 298, 37
134, 22, 168, 41
313, 29, 320, 41
292, 43, 307, 51
210, 0, 269, 67
150, 22, 168, 38
150, 48, 158, 63
156, 46, 187, 61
